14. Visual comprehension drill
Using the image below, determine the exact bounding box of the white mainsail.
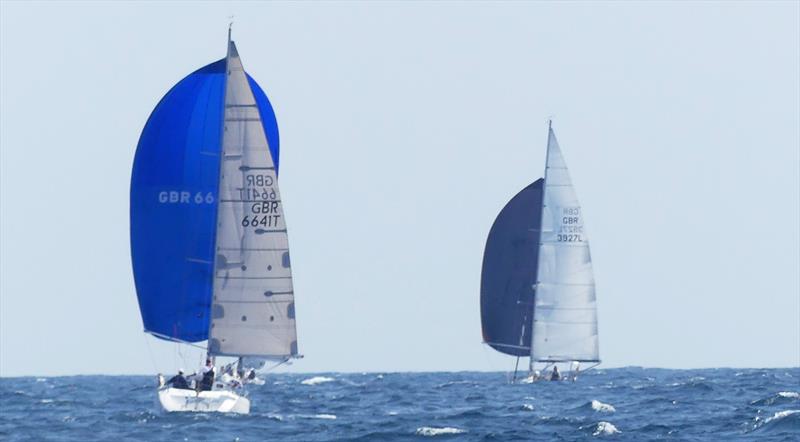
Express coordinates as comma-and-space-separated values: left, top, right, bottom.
531, 126, 599, 362
208, 40, 298, 359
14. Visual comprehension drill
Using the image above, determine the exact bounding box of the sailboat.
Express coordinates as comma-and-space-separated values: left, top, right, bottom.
130, 28, 299, 413
480, 121, 599, 382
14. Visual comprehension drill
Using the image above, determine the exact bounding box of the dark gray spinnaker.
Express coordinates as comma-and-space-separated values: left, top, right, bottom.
480, 179, 544, 357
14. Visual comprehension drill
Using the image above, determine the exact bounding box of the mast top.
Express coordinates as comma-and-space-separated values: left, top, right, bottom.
228, 17, 234, 43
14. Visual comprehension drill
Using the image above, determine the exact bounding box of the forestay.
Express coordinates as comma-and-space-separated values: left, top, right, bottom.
208, 41, 298, 358
531, 128, 599, 362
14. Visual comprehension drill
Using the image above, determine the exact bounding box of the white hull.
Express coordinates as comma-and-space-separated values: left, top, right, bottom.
158, 388, 250, 414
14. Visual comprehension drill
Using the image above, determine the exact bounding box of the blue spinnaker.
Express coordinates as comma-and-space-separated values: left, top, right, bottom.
480, 179, 544, 356
130, 58, 280, 342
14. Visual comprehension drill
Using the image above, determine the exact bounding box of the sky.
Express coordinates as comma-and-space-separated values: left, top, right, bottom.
1, 1, 798, 377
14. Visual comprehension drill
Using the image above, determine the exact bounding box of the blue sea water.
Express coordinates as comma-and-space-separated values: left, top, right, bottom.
1, 368, 798, 441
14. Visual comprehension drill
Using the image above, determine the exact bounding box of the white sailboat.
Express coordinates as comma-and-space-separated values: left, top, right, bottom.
130, 28, 299, 413
480, 121, 599, 382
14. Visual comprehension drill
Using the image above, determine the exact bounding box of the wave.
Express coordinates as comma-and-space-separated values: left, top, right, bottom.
435, 380, 473, 389
300, 376, 335, 386
415, 427, 466, 436
590, 400, 616, 413
750, 409, 800, 433
750, 391, 800, 406
522, 403, 534, 411
669, 380, 714, 392
592, 421, 620, 436
313, 414, 337, 420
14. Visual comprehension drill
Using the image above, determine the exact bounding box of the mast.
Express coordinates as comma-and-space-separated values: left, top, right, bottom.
206, 27, 234, 362
529, 120, 552, 373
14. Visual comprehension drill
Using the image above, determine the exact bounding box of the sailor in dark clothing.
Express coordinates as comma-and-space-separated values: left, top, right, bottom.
199, 359, 215, 391
550, 366, 561, 381
167, 369, 190, 389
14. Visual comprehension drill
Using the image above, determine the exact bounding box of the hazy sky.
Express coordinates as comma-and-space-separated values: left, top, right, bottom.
1, 1, 798, 376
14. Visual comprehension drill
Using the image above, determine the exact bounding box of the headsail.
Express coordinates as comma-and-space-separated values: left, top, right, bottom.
130, 55, 280, 343
531, 127, 599, 362
480, 180, 544, 356
207, 39, 298, 359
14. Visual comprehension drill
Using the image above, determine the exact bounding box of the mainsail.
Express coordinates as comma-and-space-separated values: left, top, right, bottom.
207, 39, 298, 359
531, 127, 599, 362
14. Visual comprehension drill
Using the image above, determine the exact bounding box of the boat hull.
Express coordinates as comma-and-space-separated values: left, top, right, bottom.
157, 388, 250, 414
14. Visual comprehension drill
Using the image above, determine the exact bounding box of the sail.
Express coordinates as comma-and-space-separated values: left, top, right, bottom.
207, 41, 298, 358
130, 56, 280, 342
531, 128, 599, 362
480, 179, 544, 356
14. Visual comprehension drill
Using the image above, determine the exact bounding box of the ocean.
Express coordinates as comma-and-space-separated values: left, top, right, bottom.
1, 368, 798, 441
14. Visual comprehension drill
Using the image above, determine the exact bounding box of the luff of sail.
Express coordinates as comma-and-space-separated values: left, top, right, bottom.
531, 127, 599, 362
208, 40, 298, 359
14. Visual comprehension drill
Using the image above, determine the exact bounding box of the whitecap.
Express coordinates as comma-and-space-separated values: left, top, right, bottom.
778, 391, 800, 399
522, 404, 534, 411
266, 413, 283, 421
415, 427, 466, 436
764, 409, 799, 424
436, 380, 472, 388
40, 399, 54, 404
35, 378, 47, 383
387, 411, 399, 416
592, 421, 620, 436
591, 400, 616, 413
300, 376, 334, 386
313, 414, 337, 420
